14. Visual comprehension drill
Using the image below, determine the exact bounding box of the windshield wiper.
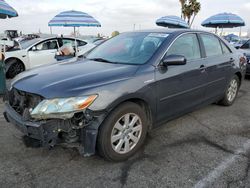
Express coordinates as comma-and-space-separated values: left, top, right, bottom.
88, 57, 117, 64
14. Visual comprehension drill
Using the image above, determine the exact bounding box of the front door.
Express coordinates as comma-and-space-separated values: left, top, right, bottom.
156, 33, 207, 123
28, 39, 59, 68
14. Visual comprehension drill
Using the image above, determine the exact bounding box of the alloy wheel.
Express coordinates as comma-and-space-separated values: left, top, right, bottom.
227, 79, 238, 102
111, 113, 142, 154
8, 62, 24, 78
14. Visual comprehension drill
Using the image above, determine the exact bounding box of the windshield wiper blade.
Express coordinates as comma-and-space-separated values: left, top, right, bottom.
89, 58, 117, 64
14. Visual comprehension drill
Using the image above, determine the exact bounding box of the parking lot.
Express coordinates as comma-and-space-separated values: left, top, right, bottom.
0, 79, 250, 188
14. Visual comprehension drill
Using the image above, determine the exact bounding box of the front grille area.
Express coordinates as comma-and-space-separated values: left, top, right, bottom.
8, 88, 43, 120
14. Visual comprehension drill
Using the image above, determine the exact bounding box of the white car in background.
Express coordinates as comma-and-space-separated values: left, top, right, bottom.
4, 37, 96, 78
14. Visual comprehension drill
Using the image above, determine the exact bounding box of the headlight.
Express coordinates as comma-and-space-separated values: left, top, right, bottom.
31, 95, 97, 120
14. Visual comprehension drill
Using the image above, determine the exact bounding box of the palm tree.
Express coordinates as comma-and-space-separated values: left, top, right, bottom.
180, 0, 201, 27
183, 3, 192, 25
179, 0, 187, 18
190, 0, 201, 27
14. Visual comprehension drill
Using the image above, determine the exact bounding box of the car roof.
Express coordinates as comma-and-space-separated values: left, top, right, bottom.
19, 37, 88, 49
125, 28, 214, 35
38, 36, 87, 43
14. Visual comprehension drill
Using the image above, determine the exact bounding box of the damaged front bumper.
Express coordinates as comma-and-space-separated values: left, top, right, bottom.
4, 103, 106, 157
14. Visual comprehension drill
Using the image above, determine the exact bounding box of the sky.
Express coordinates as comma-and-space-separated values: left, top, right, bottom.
1, 0, 250, 36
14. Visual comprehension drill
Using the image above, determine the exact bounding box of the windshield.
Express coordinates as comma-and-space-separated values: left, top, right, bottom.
20, 38, 42, 49
86, 32, 169, 65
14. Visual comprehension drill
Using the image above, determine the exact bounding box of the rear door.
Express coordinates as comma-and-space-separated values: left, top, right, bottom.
156, 33, 207, 123
199, 33, 233, 100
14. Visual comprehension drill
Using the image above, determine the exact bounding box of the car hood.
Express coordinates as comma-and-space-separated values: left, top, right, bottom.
239, 49, 250, 56
5, 49, 25, 57
12, 59, 139, 98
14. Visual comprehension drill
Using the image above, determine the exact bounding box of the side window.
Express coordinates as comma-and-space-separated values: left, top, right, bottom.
77, 40, 87, 46
61, 39, 87, 47
220, 41, 231, 54
62, 39, 74, 46
241, 40, 250, 49
167, 34, 201, 61
48, 40, 58, 50
36, 40, 58, 51
201, 34, 223, 57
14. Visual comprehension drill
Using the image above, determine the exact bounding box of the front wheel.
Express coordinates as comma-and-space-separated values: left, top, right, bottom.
219, 75, 240, 106
97, 102, 148, 161
6, 59, 25, 79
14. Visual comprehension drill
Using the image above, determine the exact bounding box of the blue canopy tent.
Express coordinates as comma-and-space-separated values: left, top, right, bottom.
201, 13, 245, 34
0, 0, 18, 18
48, 10, 101, 58
0, 0, 18, 95
156, 15, 189, 28
48, 10, 101, 36
202, 13, 245, 28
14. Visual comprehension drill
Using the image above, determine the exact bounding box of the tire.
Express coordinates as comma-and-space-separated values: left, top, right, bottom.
97, 102, 148, 161
219, 75, 240, 106
6, 59, 25, 79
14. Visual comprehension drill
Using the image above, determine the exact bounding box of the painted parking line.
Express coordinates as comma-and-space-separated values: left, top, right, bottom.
194, 139, 250, 188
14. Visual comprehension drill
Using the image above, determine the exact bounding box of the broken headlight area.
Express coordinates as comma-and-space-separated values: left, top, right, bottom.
29, 112, 96, 147
30, 95, 98, 120
5, 88, 105, 156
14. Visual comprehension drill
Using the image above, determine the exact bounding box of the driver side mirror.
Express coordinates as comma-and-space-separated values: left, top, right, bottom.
162, 55, 187, 66
31, 46, 38, 51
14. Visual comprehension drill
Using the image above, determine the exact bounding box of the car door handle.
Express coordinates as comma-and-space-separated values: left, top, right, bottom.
199, 65, 206, 72
229, 58, 235, 63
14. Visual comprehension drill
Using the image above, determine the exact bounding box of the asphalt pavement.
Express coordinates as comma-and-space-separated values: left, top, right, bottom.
0, 79, 250, 188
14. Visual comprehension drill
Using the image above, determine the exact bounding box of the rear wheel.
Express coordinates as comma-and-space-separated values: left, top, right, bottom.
6, 59, 25, 79
219, 75, 240, 106
97, 102, 148, 161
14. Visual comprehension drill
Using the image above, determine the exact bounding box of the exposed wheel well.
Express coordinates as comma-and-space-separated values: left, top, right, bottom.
115, 98, 153, 130
235, 72, 242, 85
